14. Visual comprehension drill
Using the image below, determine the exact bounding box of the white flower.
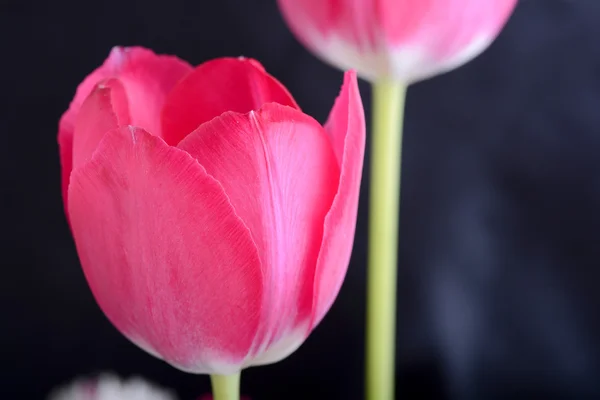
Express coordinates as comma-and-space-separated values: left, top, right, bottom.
48, 374, 178, 400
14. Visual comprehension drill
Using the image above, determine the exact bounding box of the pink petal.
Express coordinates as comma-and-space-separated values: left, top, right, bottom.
161, 58, 300, 146
71, 78, 130, 171
58, 46, 192, 213
58, 129, 74, 217
278, 0, 378, 51
110, 48, 193, 136
310, 70, 365, 328
379, 0, 517, 55
378, 0, 517, 80
68, 126, 263, 374
277, 0, 338, 41
178, 104, 339, 359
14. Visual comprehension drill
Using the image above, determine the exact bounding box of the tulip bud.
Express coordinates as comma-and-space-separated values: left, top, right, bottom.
277, 0, 518, 83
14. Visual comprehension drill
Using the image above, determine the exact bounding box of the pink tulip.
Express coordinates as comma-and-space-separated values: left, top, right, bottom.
58, 47, 365, 374
277, 0, 518, 82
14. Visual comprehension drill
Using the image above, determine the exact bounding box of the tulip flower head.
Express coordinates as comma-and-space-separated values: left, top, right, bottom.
277, 0, 518, 82
58, 47, 365, 375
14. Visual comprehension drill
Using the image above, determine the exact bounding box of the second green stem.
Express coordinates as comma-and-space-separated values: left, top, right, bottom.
365, 79, 407, 400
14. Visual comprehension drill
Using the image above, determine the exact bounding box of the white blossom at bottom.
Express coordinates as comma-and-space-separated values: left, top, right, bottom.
47, 374, 178, 400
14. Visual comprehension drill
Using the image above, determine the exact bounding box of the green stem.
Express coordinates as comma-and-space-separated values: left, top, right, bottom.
210, 372, 241, 400
365, 79, 407, 400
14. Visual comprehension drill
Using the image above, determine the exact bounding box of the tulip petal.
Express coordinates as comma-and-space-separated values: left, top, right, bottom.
58, 46, 192, 212
278, 0, 378, 51
277, 0, 333, 47
71, 78, 130, 170
310, 70, 365, 328
161, 58, 300, 146
68, 126, 263, 374
379, 0, 518, 81
178, 104, 339, 362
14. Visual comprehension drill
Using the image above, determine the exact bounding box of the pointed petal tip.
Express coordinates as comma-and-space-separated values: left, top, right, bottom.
345, 69, 358, 80
105, 46, 142, 70
108, 45, 127, 61
342, 69, 361, 96
322, 68, 365, 167
236, 55, 266, 72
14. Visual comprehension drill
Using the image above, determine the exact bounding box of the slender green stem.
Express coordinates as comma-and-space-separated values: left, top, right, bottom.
210, 372, 241, 400
365, 79, 407, 400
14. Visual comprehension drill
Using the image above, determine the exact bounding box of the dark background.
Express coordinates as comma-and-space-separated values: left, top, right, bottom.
2, 0, 600, 398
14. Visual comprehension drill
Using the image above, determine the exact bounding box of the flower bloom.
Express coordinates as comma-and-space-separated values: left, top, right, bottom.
58, 47, 365, 374
277, 0, 518, 82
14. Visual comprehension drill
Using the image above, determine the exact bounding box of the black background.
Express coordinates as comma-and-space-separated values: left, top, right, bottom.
3, 0, 600, 398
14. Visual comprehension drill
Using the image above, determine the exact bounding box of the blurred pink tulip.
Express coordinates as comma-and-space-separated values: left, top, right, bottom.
277, 0, 518, 82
